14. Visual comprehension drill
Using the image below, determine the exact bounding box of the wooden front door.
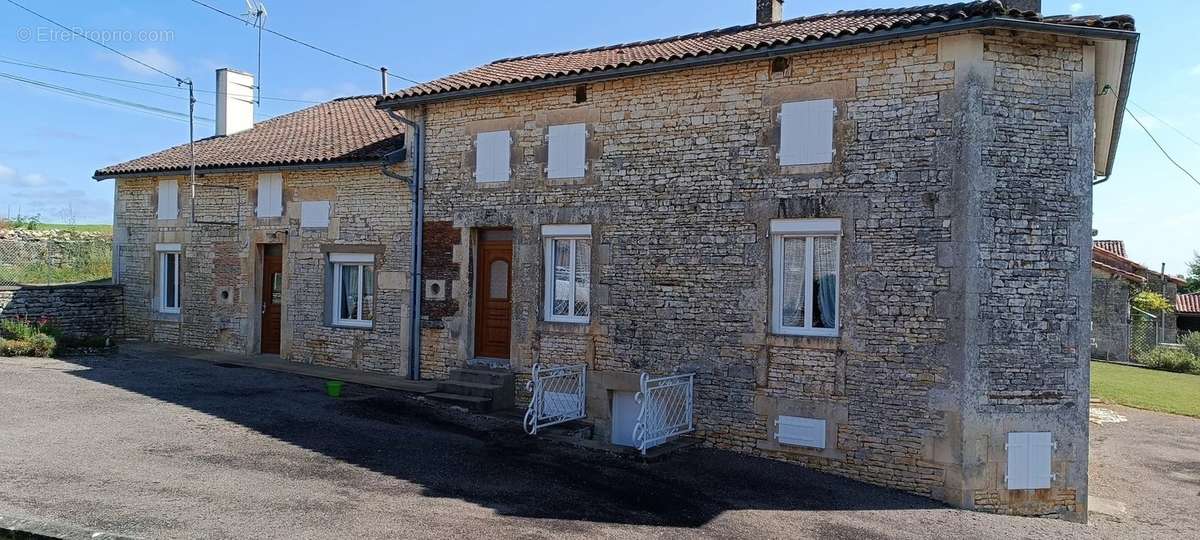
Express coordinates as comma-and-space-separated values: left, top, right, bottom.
260, 246, 283, 354
475, 231, 512, 359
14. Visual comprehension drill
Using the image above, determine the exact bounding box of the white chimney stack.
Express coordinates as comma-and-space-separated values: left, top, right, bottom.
215, 68, 255, 137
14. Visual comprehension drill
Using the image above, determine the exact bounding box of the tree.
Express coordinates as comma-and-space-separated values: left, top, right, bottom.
1131, 290, 1173, 314
1183, 252, 1200, 294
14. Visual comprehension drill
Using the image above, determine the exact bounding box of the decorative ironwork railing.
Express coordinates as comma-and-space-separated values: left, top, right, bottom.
632, 372, 695, 454
523, 363, 587, 435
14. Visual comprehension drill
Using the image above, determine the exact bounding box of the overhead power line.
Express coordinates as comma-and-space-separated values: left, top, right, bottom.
1129, 100, 1200, 149
1126, 109, 1200, 189
0, 71, 213, 124
4, 0, 188, 84
0, 57, 322, 104
186, 0, 421, 85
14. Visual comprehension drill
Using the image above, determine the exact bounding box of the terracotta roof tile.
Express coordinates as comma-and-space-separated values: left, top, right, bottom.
380, 1, 1134, 105
1093, 240, 1126, 257
1178, 293, 1200, 314
95, 96, 404, 178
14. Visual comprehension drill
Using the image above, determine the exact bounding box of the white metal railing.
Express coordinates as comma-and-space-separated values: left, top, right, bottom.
523, 363, 587, 435
632, 372, 695, 454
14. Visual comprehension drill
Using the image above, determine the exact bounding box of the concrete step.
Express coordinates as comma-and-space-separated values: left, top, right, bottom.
450, 368, 513, 386
437, 380, 503, 399
426, 392, 493, 413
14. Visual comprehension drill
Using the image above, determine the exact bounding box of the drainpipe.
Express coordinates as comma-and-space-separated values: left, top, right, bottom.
383, 107, 424, 381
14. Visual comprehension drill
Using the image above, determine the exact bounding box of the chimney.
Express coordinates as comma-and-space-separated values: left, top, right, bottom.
215, 68, 255, 137
1004, 1, 1041, 13
756, 0, 783, 24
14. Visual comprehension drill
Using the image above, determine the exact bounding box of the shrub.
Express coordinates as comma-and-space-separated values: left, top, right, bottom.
1, 318, 39, 341
27, 334, 56, 357
1131, 291, 1174, 314
0, 339, 34, 357
1139, 346, 1200, 375
1181, 332, 1200, 358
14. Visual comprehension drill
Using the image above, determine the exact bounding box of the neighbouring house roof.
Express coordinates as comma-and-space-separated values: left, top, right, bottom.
377, 1, 1134, 107
1092, 242, 1186, 286
1178, 293, 1200, 314
94, 96, 405, 179
1093, 240, 1126, 257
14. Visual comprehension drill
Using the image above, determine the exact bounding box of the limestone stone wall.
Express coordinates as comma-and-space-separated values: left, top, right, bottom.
411, 29, 1096, 520
1091, 272, 1131, 362
0, 283, 123, 338
112, 165, 414, 373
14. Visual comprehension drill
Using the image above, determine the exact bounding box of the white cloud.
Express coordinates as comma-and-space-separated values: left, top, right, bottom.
1069, 3, 1084, 13
20, 173, 46, 187
1190, 64, 1200, 76
0, 163, 13, 178
112, 47, 181, 76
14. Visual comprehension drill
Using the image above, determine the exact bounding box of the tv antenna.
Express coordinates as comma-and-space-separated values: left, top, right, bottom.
243, 0, 267, 104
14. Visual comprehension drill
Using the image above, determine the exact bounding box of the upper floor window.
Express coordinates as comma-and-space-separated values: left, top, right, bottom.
779, 99, 835, 166
475, 130, 511, 183
156, 243, 181, 314
547, 123, 586, 179
256, 173, 283, 218
330, 253, 375, 328
770, 219, 840, 336
157, 179, 178, 220
542, 224, 592, 324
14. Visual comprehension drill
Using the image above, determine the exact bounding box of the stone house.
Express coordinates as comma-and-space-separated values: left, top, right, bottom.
1091, 239, 1186, 360
1178, 293, 1200, 336
98, 1, 1139, 522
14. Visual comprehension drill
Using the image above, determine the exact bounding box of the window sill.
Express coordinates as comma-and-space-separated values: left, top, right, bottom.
765, 332, 840, 350
330, 321, 373, 331
152, 311, 181, 322
539, 319, 591, 333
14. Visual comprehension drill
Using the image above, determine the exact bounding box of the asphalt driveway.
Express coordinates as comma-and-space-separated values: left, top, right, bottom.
0, 349, 1196, 539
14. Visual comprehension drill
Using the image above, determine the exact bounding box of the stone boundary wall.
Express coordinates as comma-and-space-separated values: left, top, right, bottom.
0, 283, 124, 338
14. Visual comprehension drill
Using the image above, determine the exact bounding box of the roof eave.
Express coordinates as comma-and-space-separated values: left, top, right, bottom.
376, 17, 1140, 110
93, 158, 391, 181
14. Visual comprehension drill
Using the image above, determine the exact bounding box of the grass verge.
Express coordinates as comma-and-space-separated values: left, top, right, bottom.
1091, 361, 1200, 418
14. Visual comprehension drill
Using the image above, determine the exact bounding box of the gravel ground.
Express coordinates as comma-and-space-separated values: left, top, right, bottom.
0, 351, 1196, 539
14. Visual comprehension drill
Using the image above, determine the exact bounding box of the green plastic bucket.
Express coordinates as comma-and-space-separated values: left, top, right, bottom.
325, 380, 344, 398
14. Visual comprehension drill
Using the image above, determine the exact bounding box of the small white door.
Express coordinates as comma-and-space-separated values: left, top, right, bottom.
611, 391, 639, 447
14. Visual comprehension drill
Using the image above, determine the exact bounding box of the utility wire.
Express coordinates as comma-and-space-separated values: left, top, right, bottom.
1126, 108, 1200, 189
0, 57, 322, 104
0, 72, 214, 123
4, 0, 188, 84
1128, 100, 1200, 149
186, 0, 422, 85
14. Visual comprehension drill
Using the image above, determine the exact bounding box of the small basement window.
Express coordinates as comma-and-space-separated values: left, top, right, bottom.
770, 219, 841, 336
156, 243, 181, 314
1007, 432, 1054, 490
542, 224, 592, 323
157, 179, 179, 220
256, 173, 283, 218
779, 99, 835, 166
330, 253, 375, 328
475, 130, 512, 183
775, 415, 826, 449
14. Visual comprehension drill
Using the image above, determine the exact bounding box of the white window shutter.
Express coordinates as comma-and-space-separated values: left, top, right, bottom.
257, 173, 283, 217
780, 99, 835, 166
300, 201, 330, 228
475, 131, 511, 182
548, 123, 586, 179
1007, 432, 1053, 490
157, 179, 178, 220
775, 416, 826, 448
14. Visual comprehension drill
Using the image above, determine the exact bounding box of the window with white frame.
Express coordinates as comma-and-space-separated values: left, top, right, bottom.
547, 123, 586, 179
256, 173, 283, 218
330, 253, 375, 328
542, 224, 591, 323
779, 99, 835, 166
157, 179, 179, 220
475, 130, 512, 183
770, 219, 840, 336
156, 243, 181, 314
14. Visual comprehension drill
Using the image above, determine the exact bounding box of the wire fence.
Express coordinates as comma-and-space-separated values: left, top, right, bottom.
0, 238, 113, 286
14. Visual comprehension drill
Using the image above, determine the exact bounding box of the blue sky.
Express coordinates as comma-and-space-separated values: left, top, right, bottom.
0, 1, 1196, 274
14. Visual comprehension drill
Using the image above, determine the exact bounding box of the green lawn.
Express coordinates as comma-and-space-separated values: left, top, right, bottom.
31, 223, 113, 233
1091, 361, 1200, 418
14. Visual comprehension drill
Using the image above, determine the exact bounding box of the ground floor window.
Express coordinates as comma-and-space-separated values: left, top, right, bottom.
330, 253, 375, 328
770, 219, 840, 336
542, 224, 592, 323
156, 243, 181, 314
